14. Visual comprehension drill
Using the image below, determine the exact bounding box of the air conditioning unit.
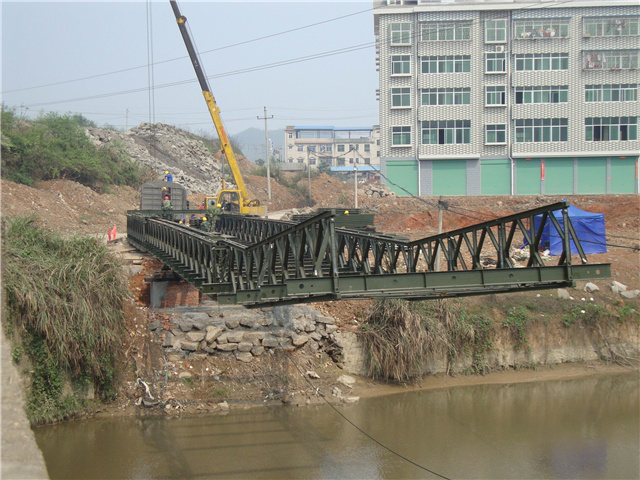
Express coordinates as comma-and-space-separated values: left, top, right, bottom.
495, 45, 505, 53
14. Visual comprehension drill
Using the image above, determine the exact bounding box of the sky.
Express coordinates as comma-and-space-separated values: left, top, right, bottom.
1, 1, 379, 137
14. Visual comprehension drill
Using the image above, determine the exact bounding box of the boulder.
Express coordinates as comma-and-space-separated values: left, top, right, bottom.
216, 343, 238, 352
225, 318, 240, 329
180, 341, 198, 352
162, 332, 175, 348
584, 282, 600, 293
235, 352, 253, 363
621, 290, 640, 299
186, 331, 206, 343
291, 334, 310, 347
262, 336, 279, 348
337, 375, 356, 388
205, 326, 224, 344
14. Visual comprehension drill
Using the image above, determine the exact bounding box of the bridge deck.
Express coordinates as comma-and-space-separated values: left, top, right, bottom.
127, 201, 610, 307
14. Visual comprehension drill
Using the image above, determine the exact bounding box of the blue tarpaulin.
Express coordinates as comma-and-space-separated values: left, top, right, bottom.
533, 204, 607, 256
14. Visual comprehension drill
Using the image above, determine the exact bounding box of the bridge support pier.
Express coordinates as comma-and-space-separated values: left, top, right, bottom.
145, 262, 201, 308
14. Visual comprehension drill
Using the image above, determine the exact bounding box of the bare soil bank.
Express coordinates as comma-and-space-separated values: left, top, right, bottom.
2, 177, 638, 421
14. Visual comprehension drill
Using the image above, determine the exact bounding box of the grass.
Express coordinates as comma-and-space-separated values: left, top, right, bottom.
2, 215, 129, 424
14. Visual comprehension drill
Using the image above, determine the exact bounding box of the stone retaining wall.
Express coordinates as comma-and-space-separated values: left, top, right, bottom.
153, 304, 339, 362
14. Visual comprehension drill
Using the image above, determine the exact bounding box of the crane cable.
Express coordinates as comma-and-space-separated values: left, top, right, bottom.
285, 354, 453, 480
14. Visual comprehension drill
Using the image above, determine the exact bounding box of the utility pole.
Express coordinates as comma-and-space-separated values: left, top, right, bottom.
435, 197, 447, 271
257, 107, 273, 200
354, 158, 358, 209
307, 147, 312, 204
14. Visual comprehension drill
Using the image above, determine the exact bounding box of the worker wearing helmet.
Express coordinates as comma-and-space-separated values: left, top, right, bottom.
164, 171, 173, 182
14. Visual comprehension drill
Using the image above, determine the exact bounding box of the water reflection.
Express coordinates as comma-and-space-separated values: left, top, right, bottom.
36, 373, 639, 479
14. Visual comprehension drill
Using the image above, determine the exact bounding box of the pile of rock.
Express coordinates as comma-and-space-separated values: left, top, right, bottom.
85, 122, 223, 195
363, 184, 394, 198
153, 304, 340, 362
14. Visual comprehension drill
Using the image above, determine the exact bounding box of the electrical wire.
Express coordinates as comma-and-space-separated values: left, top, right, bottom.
22, 42, 375, 109
2, 6, 373, 95
285, 354, 452, 480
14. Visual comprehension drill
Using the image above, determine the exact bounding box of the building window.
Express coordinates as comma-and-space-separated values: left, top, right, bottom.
485, 53, 506, 73
584, 17, 639, 37
308, 145, 316, 152
309, 157, 316, 165
485, 86, 506, 105
391, 87, 411, 107
421, 120, 471, 145
421, 55, 471, 73
288, 157, 293, 163
364, 158, 371, 165
338, 157, 345, 166
485, 20, 507, 43
392, 126, 412, 146
288, 144, 293, 150
420, 22, 471, 41
586, 84, 638, 102
515, 53, 569, 71
288, 132, 293, 138
391, 55, 411, 75
584, 50, 639, 70
390, 23, 411, 44
337, 144, 345, 152
485, 124, 507, 144
515, 118, 568, 143
514, 19, 569, 39
297, 145, 303, 152
364, 144, 371, 152
586, 117, 638, 141
326, 145, 332, 152
515, 86, 568, 104
421, 87, 470, 105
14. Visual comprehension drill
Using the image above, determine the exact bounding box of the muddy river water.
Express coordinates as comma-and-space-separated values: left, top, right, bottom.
35, 372, 638, 479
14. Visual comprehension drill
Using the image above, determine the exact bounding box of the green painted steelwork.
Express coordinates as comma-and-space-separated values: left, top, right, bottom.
481, 158, 511, 195
578, 157, 607, 194
433, 159, 466, 196
127, 201, 610, 307
610, 157, 637, 193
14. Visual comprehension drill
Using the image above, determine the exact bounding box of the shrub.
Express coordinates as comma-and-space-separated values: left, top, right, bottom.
1, 108, 145, 191
2, 216, 129, 424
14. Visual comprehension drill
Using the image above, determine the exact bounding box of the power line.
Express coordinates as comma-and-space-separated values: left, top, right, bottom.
2, 7, 372, 95
22, 42, 375, 109
286, 354, 452, 480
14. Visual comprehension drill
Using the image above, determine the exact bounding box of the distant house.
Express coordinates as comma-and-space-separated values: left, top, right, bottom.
283, 125, 381, 171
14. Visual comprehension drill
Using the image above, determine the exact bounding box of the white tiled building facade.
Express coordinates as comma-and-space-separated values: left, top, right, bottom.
283, 126, 381, 169
374, 0, 639, 196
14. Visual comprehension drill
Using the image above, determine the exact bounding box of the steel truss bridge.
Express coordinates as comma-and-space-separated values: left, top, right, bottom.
127, 201, 610, 307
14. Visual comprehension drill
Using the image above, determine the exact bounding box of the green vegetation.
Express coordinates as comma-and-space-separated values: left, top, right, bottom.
359, 299, 496, 381
2, 216, 129, 425
502, 305, 537, 351
1, 106, 147, 191
561, 302, 621, 328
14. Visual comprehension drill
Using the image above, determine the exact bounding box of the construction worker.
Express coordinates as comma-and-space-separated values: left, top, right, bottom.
164, 171, 173, 182
162, 196, 173, 211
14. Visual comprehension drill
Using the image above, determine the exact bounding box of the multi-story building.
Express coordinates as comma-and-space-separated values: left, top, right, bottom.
283, 125, 381, 170
374, 0, 639, 196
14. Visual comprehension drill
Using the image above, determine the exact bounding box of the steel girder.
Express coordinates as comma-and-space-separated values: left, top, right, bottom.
126, 201, 610, 306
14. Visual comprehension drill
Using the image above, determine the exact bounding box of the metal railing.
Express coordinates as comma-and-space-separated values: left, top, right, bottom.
127, 201, 610, 306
